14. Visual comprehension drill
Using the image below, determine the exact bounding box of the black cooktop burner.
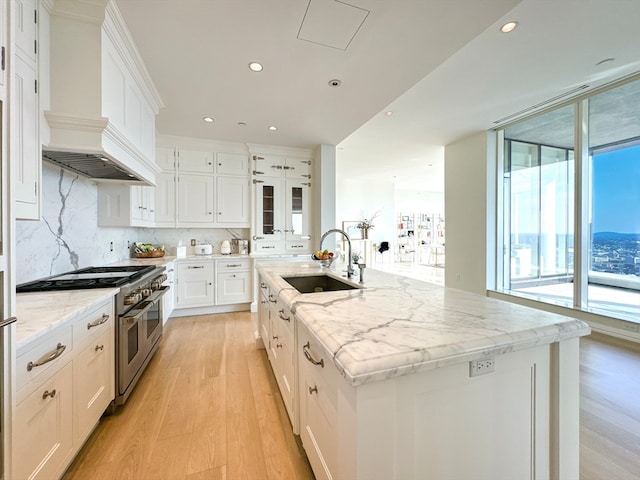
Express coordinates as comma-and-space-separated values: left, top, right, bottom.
16, 265, 157, 293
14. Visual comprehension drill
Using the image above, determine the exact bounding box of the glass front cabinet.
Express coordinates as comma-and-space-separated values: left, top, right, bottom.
252, 154, 312, 254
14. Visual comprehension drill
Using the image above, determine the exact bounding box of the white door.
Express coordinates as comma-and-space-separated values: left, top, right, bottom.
177, 173, 214, 224
216, 176, 249, 225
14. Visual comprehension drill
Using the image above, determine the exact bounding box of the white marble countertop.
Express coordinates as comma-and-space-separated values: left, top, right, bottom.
257, 262, 591, 386
15, 289, 119, 349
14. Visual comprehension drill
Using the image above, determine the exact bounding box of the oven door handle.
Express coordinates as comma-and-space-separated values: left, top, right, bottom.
120, 286, 169, 325
122, 301, 155, 325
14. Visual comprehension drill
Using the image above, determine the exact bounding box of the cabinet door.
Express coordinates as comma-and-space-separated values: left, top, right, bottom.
13, 54, 40, 219
177, 173, 215, 224
216, 152, 248, 176
155, 146, 175, 171
254, 177, 283, 242
285, 157, 312, 179
73, 327, 113, 444
162, 263, 175, 324
285, 178, 312, 243
216, 271, 250, 305
155, 172, 176, 225
258, 280, 270, 348
175, 261, 215, 308
253, 153, 284, 177
14, 362, 73, 480
178, 148, 214, 173
276, 305, 295, 423
216, 175, 249, 225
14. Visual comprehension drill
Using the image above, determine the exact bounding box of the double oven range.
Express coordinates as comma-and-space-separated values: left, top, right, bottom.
17, 264, 169, 406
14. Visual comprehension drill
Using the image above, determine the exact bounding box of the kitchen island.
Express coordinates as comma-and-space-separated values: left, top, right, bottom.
257, 261, 590, 480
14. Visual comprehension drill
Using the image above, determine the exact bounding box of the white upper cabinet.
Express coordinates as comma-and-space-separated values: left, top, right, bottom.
251, 152, 313, 254
154, 142, 250, 228
12, 0, 42, 220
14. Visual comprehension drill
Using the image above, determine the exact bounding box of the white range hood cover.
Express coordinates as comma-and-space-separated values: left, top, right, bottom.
45, 0, 164, 185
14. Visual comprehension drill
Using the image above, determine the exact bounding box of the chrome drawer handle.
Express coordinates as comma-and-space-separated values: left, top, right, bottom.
260, 282, 267, 289
95, 344, 104, 352
87, 313, 109, 330
188, 266, 205, 269
308, 385, 318, 395
268, 294, 277, 303
28, 343, 66, 371
278, 309, 290, 322
42, 389, 57, 400
302, 342, 324, 368
226, 264, 242, 267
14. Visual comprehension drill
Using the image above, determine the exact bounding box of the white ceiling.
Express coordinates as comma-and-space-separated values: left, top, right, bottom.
116, 0, 640, 193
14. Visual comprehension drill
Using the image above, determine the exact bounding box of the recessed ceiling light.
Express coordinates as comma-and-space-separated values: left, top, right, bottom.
328, 79, 342, 87
248, 62, 263, 72
203, 116, 214, 123
268, 125, 277, 131
385, 111, 393, 116
500, 21, 518, 33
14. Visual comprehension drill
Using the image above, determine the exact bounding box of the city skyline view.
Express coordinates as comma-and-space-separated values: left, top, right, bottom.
592, 144, 640, 235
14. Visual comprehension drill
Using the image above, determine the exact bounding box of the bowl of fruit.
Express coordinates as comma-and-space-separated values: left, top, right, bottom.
312, 249, 335, 268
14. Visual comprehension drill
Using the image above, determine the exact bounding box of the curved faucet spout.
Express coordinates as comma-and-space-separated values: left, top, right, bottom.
320, 229, 355, 279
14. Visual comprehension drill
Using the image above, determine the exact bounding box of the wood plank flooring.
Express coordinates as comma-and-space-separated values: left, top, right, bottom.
62, 314, 640, 480
62, 313, 314, 480
580, 332, 640, 480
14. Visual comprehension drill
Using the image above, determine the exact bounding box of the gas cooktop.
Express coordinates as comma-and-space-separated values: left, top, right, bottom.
16, 265, 157, 293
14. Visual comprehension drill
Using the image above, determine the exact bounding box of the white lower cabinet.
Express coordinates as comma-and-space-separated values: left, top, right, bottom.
162, 261, 176, 323
260, 279, 554, 480
14, 361, 74, 480
14, 297, 115, 480
215, 258, 251, 305
175, 260, 215, 308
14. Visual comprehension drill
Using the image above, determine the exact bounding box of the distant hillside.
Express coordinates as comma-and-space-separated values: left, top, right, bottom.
593, 232, 640, 241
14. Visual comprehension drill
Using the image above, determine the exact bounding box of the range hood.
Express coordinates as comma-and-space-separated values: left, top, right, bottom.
42, 151, 143, 182
45, 0, 164, 185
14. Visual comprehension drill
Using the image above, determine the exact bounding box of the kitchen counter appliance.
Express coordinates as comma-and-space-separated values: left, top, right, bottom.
17, 264, 169, 406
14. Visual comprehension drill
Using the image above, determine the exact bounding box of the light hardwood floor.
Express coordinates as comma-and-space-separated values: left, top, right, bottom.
62, 312, 314, 480
580, 332, 640, 480
62, 314, 639, 480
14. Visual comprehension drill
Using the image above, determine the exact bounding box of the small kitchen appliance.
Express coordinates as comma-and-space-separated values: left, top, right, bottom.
195, 244, 213, 255
230, 239, 248, 255
220, 240, 231, 255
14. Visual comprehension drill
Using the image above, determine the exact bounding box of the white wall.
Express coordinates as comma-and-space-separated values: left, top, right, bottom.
444, 131, 495, 295
395, 190, 444, 215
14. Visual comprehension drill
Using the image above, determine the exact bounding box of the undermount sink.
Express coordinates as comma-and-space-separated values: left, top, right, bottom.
282, 274, 362, 294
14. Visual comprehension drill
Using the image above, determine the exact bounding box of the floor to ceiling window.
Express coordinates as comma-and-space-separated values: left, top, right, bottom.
499, 76, 640, 322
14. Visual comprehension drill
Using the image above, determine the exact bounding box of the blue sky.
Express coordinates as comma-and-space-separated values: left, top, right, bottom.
592, 145, 640, 234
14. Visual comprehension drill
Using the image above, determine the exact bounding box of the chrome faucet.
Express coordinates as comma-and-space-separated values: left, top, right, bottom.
320, 228, 355, 279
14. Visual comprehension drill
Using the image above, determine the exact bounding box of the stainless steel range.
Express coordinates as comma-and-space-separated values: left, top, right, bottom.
17, 264, 169, 406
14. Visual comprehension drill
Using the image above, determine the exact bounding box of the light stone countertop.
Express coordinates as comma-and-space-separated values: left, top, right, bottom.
15, 289, 120, 349
257, 261, 591, 386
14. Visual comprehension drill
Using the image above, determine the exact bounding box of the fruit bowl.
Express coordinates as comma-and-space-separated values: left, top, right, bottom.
312, 252, 335, 268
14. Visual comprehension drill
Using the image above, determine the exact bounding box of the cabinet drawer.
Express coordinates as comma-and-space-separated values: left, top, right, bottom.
17, 325, 73, 401
285, 240, 311, 252
73, 298, 114, 349
253, 241, 283, 253
216, 258, 251, 272
14, 361, 74, 480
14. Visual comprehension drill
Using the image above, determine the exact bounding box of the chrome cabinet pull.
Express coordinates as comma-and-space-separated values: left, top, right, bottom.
276, 343, 283, 349
28, 343, 66, 371
268, 294, 278, 303
253, 155, 264, 160
42, 389, 57, 400
95, 344, 104, 352
226, 264, 242, 267
188, 265, 205, 269
278, 309, 290, 322
87, 313, 109, 330
302, 342, 324, 368
308, 385, 318, 395
260, 282, 267, 289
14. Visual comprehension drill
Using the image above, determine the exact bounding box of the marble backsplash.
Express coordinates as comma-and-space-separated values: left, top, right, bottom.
15, 162, 250, 285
